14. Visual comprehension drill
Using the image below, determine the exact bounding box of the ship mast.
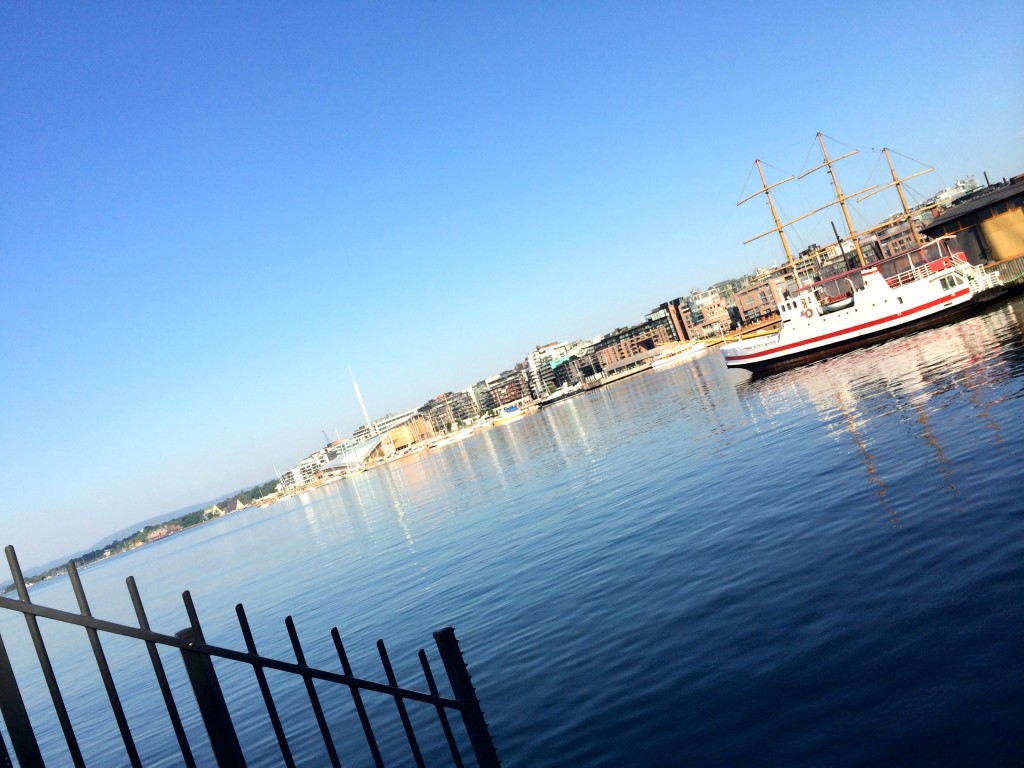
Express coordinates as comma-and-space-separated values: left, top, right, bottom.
857, 147, 934, 247
738, 160, 802, 288
740, 135, 875, 285
798, 133, 872, 268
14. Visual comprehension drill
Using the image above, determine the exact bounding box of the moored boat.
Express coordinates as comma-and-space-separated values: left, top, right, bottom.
492, 404, 527, 425
537, 382, 583, 408
721, 239, 1003, 374
650, 342, 707, 370
721, 135, 1004, 375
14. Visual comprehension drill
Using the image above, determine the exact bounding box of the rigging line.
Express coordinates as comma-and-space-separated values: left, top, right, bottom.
819, 132, 863, 152
760, 159, 797, 176
885, 147, 932, 168
771, 197, 810, 254
737, 162, 758, 206
797, 136, 818, 178
736, 159, 799, 203
861, 149, 885, 192
902, 181, 928, 206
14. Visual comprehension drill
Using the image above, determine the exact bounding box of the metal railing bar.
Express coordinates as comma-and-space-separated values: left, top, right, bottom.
331, 628, 385, 768
419, 649, 464, 768
66, 562, 142, 768
433, 627, 501, 768
126, 577, 197, 768
3, 547, 86, 768
181, 591, 202, 639
236, 603, 296, 768
179, 593, 247, 767
2, 546, 501, 768
285, 616, 342, 768
1, 595, 462, 708
1, 595, 180, 644
0, 631, 44, 768
377, 639, 425, 768
1, 721, 12, 768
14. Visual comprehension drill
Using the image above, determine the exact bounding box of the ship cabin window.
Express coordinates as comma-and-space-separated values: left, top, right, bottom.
937, 275, 964, 291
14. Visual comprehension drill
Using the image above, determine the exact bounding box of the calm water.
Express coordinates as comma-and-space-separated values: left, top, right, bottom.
4, 297, 1024, 767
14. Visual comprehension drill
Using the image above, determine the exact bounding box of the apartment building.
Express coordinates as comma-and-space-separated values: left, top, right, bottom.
594, 322, 671, 369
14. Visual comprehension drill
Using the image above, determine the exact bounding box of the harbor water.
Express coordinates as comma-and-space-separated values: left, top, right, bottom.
4, 297, 1024, 766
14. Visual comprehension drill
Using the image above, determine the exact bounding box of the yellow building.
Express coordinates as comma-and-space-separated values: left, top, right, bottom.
922, 175, 1024, 284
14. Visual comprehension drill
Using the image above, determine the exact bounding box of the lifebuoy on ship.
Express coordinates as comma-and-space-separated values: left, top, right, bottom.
802, 308, 813, 318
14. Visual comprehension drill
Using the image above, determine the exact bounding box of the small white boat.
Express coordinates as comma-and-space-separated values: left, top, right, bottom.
492, 405, 527, 425
537, 382, 583, 407
650, 342, 707, 370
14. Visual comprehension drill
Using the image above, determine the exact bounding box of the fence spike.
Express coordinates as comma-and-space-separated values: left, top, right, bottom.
285, 616, 341, 768
126, 577, 196, 768
378, 639, 425, 768
420, 648, 464, 768
67, 561, 142, 768
177, 593, 246, 768
331, 628, 384, 768
236, 603, 296, 768
434, 627, 501, 768
0, 630, 44, 767
4, 546, 85, 767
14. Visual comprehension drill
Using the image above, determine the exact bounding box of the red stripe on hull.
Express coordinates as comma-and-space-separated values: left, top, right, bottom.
726, 289, 968, 364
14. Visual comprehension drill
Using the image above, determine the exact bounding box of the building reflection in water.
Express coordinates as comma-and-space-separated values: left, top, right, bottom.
283, 299, 1024, 554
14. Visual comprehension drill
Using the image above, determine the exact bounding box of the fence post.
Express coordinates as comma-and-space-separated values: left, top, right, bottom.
433, 627, 501, 768
175, 627, 246, 768
0, 632, 44, 768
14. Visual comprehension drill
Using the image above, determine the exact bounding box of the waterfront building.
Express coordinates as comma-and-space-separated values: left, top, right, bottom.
921, 173, 1024, 283
277, 467, 303, 491
420, 390, 479, 433
448, 389, 479, 422
525, 340, 592, 397
384, 413, 434, 450
925, 175, 981, 208
734, 274, 787, 325
319, 437, 386, 476
221, 499, 246, 514
487, 365, 532, 407
707, 275, 751, 305
352, 409, 421, 442
593, 321, 671, 369
682, 287, 738, 337
552, 344, 602, 386
646, 298, 697, 343
695, 294, 733, 337
297, 448, 332, 483
471, 379, 498, 413
321, 412, 435, 477
864, 211, 939, 261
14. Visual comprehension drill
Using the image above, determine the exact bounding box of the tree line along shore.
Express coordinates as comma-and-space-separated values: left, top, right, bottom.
2, 480, 278, 593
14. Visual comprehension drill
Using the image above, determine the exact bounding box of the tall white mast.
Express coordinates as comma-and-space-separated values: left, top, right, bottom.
350, 367, 377, 436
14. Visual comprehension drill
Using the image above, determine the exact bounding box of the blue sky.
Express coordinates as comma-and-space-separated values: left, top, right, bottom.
2, 1, 1022, 569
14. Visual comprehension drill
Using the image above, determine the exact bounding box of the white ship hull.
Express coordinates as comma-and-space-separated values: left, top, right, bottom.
722, 245, 1002, 375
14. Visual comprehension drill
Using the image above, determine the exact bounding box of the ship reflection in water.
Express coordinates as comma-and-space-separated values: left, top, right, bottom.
736, 298, 1023, 522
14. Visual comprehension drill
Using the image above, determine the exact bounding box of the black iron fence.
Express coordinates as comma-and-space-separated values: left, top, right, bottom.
0, 545, 500, 767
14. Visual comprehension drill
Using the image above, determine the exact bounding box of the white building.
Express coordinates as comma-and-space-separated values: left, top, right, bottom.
526, 341, 590, 397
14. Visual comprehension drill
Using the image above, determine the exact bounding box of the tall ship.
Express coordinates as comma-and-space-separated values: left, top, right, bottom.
721, 135, 1004, 375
